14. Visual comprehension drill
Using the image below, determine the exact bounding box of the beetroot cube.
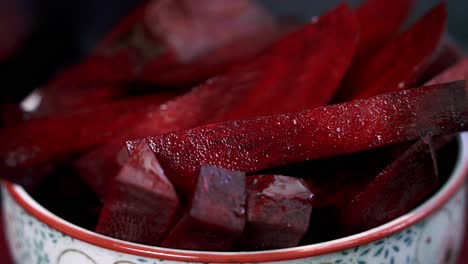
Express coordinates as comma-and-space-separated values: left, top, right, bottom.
239, 175, 313, 250
162, 165, 245, 251
95, 141, 179, 246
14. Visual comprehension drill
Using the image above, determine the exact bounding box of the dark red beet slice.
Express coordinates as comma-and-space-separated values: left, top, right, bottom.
336, 136, 452, 235
75, 3, 359, 198
161, 165, 245, 251
17, 85, 130, 122
4, 64, 132, 125
239, 174, 313, 250
271, 143, 412, 209
73, 77, 254, 197
353, 0, 414, 62
95, 141, 179, 245
334, 3, 447, 102
138, 0, 282, 86
0, 92, 178, 186
76, 141, 133, 200
87, 0, 280, 86
418, 36, 463, 85
125, 81, 467, 196
222, 3, 358, 120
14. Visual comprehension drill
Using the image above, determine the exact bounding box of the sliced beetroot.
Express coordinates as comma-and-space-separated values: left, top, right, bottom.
95, 141, 179, 245
76, 141, 133, 200
336, 136, 452, 235
144, 0, 276, 63
161, 165, 245, 251
334, 3, 447, 102
273, 143, 411, 209
125, 81, 468, 196
239, 175, 313, 250
75, 3, 359, 198
73, 78, 252, 197
0, 92, 178, 185
418, 36, 463, 85
7, 64, 132, 124
223, 3, 358, 120
87, 0, 281, 86
353, 0, 414, 62
138, 0, 282, 85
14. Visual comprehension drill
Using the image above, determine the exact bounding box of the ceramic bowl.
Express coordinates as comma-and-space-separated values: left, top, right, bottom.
1, 133, 467, 264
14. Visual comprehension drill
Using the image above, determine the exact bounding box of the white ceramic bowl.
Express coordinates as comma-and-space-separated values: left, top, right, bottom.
2, 133, 467, 264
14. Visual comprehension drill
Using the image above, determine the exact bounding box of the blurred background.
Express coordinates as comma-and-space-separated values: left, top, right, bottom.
0, 0, 466, 101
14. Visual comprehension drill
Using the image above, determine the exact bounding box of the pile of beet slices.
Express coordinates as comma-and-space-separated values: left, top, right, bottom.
1, 0, 467, 251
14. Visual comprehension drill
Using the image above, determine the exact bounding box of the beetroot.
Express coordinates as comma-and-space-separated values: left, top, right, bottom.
334, 3, 447, 102
161, 165, 245, 251
88, 0, 281, 86
125, 81, 467, 196
0, 92, 178, 186
75, 3, 359, 198
6, 65, 131, 124
337, 136, 452, 235
418, 37, 463, 85
285, 144, 411, 209
353, 0, 415, 62
239, 175, 313, 250
95, 141, 179, 245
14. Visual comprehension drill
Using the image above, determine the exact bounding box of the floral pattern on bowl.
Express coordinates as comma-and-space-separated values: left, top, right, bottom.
2, 181, 465, 264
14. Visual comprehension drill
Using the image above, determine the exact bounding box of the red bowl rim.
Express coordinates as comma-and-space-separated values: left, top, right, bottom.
4, 133, 468, 263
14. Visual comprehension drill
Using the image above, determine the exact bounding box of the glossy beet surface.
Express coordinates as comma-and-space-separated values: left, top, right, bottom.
239, 175, 313, 250
95, 141, 179, 246
125, 81, 467, 196
161, 165, 245, 251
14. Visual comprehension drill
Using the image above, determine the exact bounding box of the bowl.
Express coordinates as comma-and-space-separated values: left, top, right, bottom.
1, 133, 467, 264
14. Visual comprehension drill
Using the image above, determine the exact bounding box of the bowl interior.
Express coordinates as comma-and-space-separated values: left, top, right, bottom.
4, 133, 468, 262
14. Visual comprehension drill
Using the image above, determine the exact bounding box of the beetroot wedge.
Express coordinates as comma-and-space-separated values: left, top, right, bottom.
95, 141, 179, 245
239, 175, 313, 250
126, 81, 467, 196
161, 165, 245, 251
334, 3, 447, 102
281, 143, 411, 209
337, 136, 451, 235
6, 64, 134, 124
0, 92, 178, 186
418, 36, 463, 85
87, 0, 280, 86
75, 3, 358, 198
353, 0, 414, 62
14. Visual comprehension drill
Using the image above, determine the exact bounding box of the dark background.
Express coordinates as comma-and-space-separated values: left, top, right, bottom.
0, 0, 467, 101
